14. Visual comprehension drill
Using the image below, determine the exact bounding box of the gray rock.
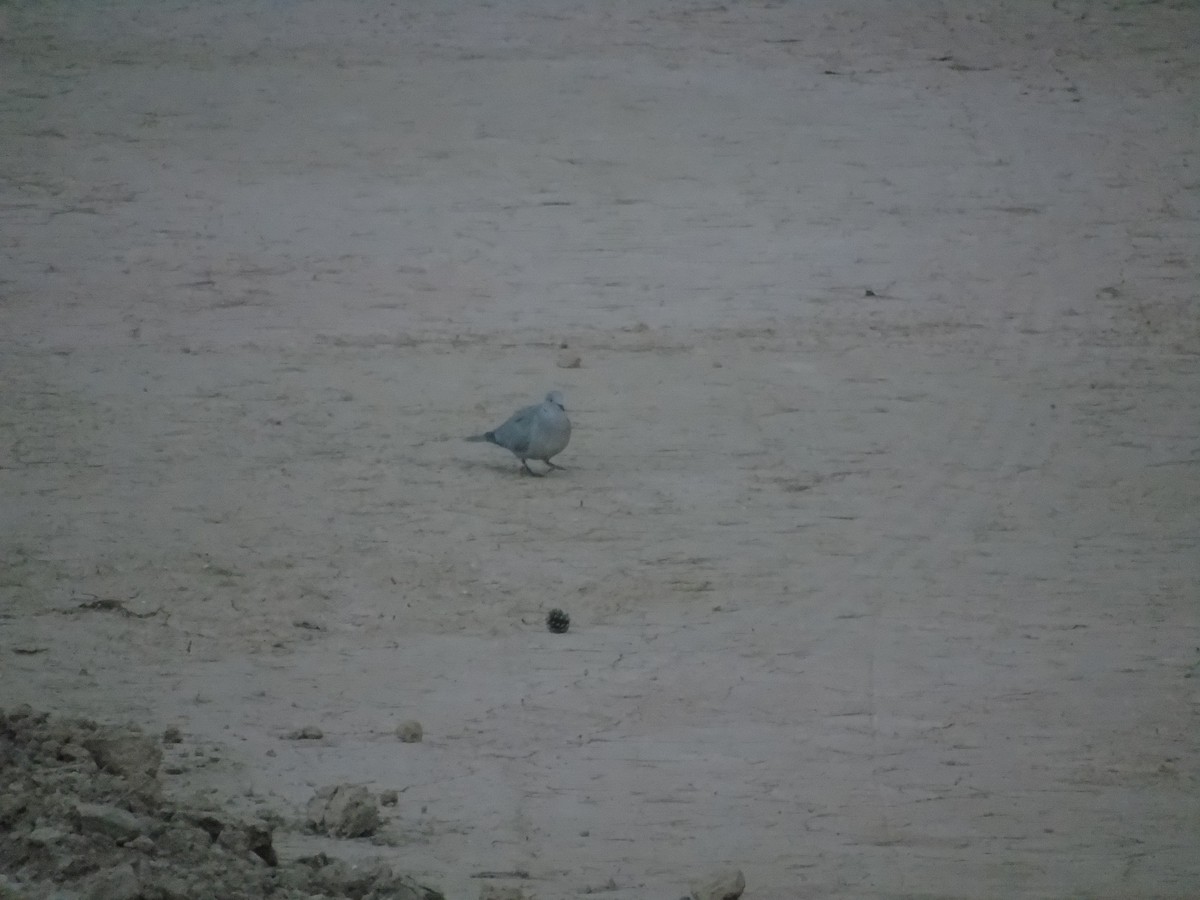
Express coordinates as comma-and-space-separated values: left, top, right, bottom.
478, 887, 527, 900
87, 862, 140, 900
0, 793, 28, 827
306, 784, 381, 838
384, 873, 447, 900
59, 742, 96, 766
125, 834, 155, 853
82, 733, 162, 778
216, 818, 277, 866
153, 823, 213, 856
395, 720, 423, 743
74, 802, 145, 842
27, 825, 68, 846
140, 868, 190, 900
315, 859, 401, 897
285, 725, 324, 740
689, 868, 745, 900
275, 864, 313, 892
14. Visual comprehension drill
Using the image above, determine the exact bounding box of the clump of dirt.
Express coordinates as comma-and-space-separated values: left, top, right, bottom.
305, 785, 381, 839
0, 706, 444, 900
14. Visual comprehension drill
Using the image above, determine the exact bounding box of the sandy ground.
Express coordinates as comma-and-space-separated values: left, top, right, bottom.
2, 0, 1199, 897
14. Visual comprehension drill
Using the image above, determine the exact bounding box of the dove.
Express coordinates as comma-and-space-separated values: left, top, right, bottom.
465, 390, 571, 476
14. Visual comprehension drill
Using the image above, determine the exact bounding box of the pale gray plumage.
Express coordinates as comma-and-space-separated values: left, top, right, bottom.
465, 390, 571, 476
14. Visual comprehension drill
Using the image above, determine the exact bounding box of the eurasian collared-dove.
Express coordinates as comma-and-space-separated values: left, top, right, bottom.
465, 390, 571, 476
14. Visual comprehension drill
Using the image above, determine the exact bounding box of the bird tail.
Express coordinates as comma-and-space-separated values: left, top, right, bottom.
464, 432, 496, 444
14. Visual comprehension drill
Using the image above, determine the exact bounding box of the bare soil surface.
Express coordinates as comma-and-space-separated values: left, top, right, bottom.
2, 1, 1198, 898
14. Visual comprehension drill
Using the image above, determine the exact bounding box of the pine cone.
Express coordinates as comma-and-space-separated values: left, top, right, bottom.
546, 608, 570, 634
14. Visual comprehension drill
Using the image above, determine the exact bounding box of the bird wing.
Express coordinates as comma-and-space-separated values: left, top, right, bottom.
489, 403, 537, 455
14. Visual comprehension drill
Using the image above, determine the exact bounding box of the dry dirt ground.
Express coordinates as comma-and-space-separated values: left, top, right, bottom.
2, 1, 1199, 897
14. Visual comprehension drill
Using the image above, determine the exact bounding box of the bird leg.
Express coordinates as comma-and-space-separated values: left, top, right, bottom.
545, 460, 566, 470
520, 461, 543, 477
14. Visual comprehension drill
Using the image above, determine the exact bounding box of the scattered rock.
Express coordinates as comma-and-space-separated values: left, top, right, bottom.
689, 868, 745, 900
82, 734, 160, 782
27, 826, 67, 847
383, 869, 447, 900
216, 818, 278, 866
153, 823, 212, 856
7, 704, 39, 721
306, 784, 382, 838
276, 863, 314, 892
582, 878, 619, 894
479, 887, 529, 900
316, 858, 405, 896
556, 351, 582, 369
380, 789, 399, 807
313, 858, 357, 894
292, 854, 444, 900
0, 794, 28, 828
285, 725, 324, 740
125, 834, 155, 853
81, 732, 162, 779
0, 708, 444, 900
86, 862, 140, 900
162, 726, 183, 745
142, 870, 190, 898
395, 720, 423, 743
180, 811, 224, 842
59, 742, 95, 766
74, 802, 146, 842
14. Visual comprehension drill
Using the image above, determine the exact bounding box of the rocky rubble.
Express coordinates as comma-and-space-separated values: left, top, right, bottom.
304, 786, 381, 840
0, 706, 444, 900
